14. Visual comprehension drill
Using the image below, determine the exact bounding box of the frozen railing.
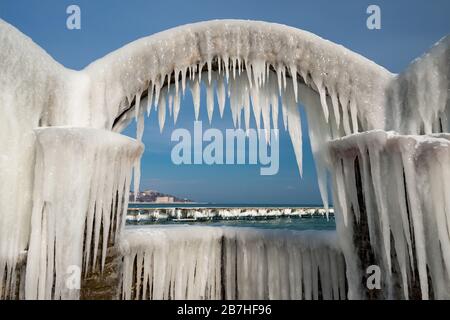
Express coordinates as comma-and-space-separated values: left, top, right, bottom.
120, 226, 345, 300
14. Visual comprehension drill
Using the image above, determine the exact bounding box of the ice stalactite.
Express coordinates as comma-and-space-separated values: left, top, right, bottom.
329, 130, 450, 299
24, 127, 143, 300
120, 226, 346, 300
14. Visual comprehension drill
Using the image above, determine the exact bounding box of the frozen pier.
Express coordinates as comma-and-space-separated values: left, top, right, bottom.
126, 206, 334, 223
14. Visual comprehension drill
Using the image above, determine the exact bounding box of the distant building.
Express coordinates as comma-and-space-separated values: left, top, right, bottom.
129, 189, 192, 203
155, 196, 175, 203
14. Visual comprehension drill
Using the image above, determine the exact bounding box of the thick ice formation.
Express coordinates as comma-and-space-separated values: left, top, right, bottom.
386, 36, 450, 135
120, 226, 345, 300
329, 130, 450, 299
0, 21, 395, 290
24, 127, 143, 299
82, 20, 397, 212
0, 20, 70, 299
1, 17, 449, 300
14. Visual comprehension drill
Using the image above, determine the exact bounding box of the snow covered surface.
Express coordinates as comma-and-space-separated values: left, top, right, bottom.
329, 130, 450, 299
24, 127, 143, 299
120, 226, 345, 300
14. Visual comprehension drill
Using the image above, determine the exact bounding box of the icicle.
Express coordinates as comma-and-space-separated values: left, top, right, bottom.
286, 83, 302, 176
120, 226, 343, 300
244, 88, 251, 131
168, 94, 173, 118
174, 69, 180, 97
206, 80, 215, 123
261, 90, 272, 144
154, 82, 161, 109
313, 77, 329, 122
158, 91, 166, 132
250, 85, 261, 131
146, 84, 154, 117
190, 79, 201, 120
338, 94, 351, 136
25, 127, 142, 300
245, 59, 253, 89
207, 59, 212, 84
136, 106, 145, 142
349, 95, 358, 133
290, 65, 298, 102
270, 76, 279, 133
232, 58, 236, 79
276, 65, 283, 96
181, 67, 187, 95
216, 76, 226, 118
224, 56, 230, 83
173, 92, 181, 124
330, 88, 340, 128
134, 92, 141, 121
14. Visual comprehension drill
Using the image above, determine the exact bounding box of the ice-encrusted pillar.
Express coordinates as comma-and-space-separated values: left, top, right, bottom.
24, 127, 143, 300
328, 130, 450, 300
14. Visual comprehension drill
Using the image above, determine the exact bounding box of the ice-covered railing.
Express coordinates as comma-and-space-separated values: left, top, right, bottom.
24, 127, 143, 299
84, 20, 393, 132
329, 130, 450, 299
120, 226, 346, 300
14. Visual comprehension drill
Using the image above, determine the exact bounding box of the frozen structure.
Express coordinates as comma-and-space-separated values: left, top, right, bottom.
0, 18, 449, 299
121, 226, 345, 300
330, 131, 450, 299
126, 207, 334, 222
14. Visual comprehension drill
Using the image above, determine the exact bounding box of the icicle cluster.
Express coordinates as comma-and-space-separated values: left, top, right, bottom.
85, 20, 392, 132
0, 20, 72, 299
386, 35, 450, 135
83, 20, 393, 205
329, 130, 450, 299
103, 60, 390, 211
24, 127, 143, 299
120, 226, 346, 300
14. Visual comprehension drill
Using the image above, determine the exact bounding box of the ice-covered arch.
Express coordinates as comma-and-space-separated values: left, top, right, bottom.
77, 20, 396, 211
1, 18, 449, 300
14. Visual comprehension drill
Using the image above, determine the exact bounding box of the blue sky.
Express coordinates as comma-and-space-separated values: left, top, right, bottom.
1, 1, 449, 204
